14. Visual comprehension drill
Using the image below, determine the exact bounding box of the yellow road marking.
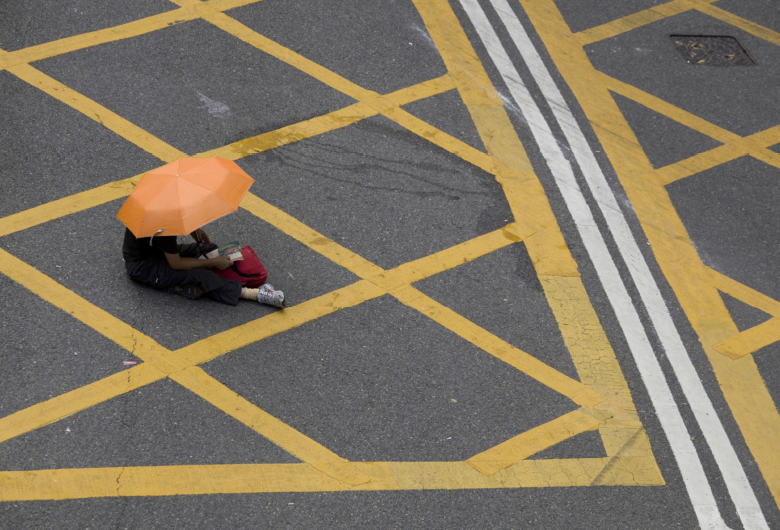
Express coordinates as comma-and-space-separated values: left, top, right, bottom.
520, 0, 780, 505
0, 10, 197, 70
390, 227, 519, 285
381, 106, 495, 174
242, 191, 600, 405
0, 1, 270, 71
391, 284, 605, 407
5, 62, 185, 162
0, 364, 165, 445
0, 176, 137, 238
0, 456, 669, 501
0, 74, 461, 240
179, 281, 386, 366
171, 367, 371, 486
598, 72, 737, 143
714, 317, 780, 359
696, 2, 780, 47
202, 75, 458, 160
467, 409, 600, 476
0, 245, 372, 482
708, 267, 780, 316
575, 0, 701, 47
171, 0, 374, 101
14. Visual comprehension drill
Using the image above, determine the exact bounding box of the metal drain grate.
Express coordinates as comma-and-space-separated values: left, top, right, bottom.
671, 35, 755, 66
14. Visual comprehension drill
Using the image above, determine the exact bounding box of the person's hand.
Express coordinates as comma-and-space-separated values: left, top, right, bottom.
212, 255, 233, 270
191, 228, 211, 246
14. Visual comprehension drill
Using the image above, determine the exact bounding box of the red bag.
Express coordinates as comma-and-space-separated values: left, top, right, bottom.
212, 245, 267, 287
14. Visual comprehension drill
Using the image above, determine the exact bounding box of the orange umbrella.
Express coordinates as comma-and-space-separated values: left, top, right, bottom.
117, 157, 254, 238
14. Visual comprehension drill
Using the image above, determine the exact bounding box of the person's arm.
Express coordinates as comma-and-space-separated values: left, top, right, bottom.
190, 228, 211, 246
165, 252, 233, 271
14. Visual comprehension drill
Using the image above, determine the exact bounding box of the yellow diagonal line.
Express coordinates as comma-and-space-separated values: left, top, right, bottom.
5, 62, 185, 162
170, 367, 371, 485
696, 2, 780, 47
655, 125, 780, 186
239, 192, 386, 279
598, 71, 739, 144
0, 0, 269, 71
714, 317, 780, 359
466, 409, 600, 476
391, 285, 605, 407
381, 106, 501, 175
0, 248, 157, 353
0, 76, 459, 239
0, 176, 138, 238
0, 10, 198, 70
389, 226, 521, 285
707, 267, 780, 317
598, 71, 780, 187
0, 364, 165, 445
201, 75, 457, 160
170, 0, 374, 101
240, 191, 601, 406
178, 281, 386, 366
575, 0, 700, 46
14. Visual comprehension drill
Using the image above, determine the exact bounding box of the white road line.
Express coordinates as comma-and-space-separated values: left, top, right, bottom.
457, 0, 768, 528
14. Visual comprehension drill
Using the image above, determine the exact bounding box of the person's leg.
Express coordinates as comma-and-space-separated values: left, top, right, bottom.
130, 258, 242, 305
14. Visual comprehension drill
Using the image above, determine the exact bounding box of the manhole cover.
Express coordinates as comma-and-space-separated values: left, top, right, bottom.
671, 35, 755, 66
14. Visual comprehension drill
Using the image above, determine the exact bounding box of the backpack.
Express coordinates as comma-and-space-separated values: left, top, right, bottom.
211, 245, 267, 288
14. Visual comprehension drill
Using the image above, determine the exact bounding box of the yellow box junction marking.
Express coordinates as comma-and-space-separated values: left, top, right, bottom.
521, 0, 780, 507
0, 0, 664, 500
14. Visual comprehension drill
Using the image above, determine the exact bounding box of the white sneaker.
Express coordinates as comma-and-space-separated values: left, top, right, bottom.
257, 284, 285, 308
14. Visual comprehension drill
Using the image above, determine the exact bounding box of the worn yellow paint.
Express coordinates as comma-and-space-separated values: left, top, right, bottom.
521, 0, 780, 505
539, 274, 662, 484
467, 410, 600, 476
714, 317, 780, 359
413, 0, 579, 280
575, 0, 700, 47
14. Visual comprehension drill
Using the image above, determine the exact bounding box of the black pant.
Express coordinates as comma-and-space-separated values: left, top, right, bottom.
125, 242, 242, 306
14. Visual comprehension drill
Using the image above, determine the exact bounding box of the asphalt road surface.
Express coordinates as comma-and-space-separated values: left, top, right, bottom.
1, 0, 779, 528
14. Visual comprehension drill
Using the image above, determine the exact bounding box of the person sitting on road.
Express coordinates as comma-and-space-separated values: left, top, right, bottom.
122, 227, 284, 307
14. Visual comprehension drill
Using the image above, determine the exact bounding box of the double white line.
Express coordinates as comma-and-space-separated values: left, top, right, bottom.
456, 0, 768, 528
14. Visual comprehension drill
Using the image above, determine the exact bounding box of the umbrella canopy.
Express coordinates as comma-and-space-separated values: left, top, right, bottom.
117, 157, 254, 238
